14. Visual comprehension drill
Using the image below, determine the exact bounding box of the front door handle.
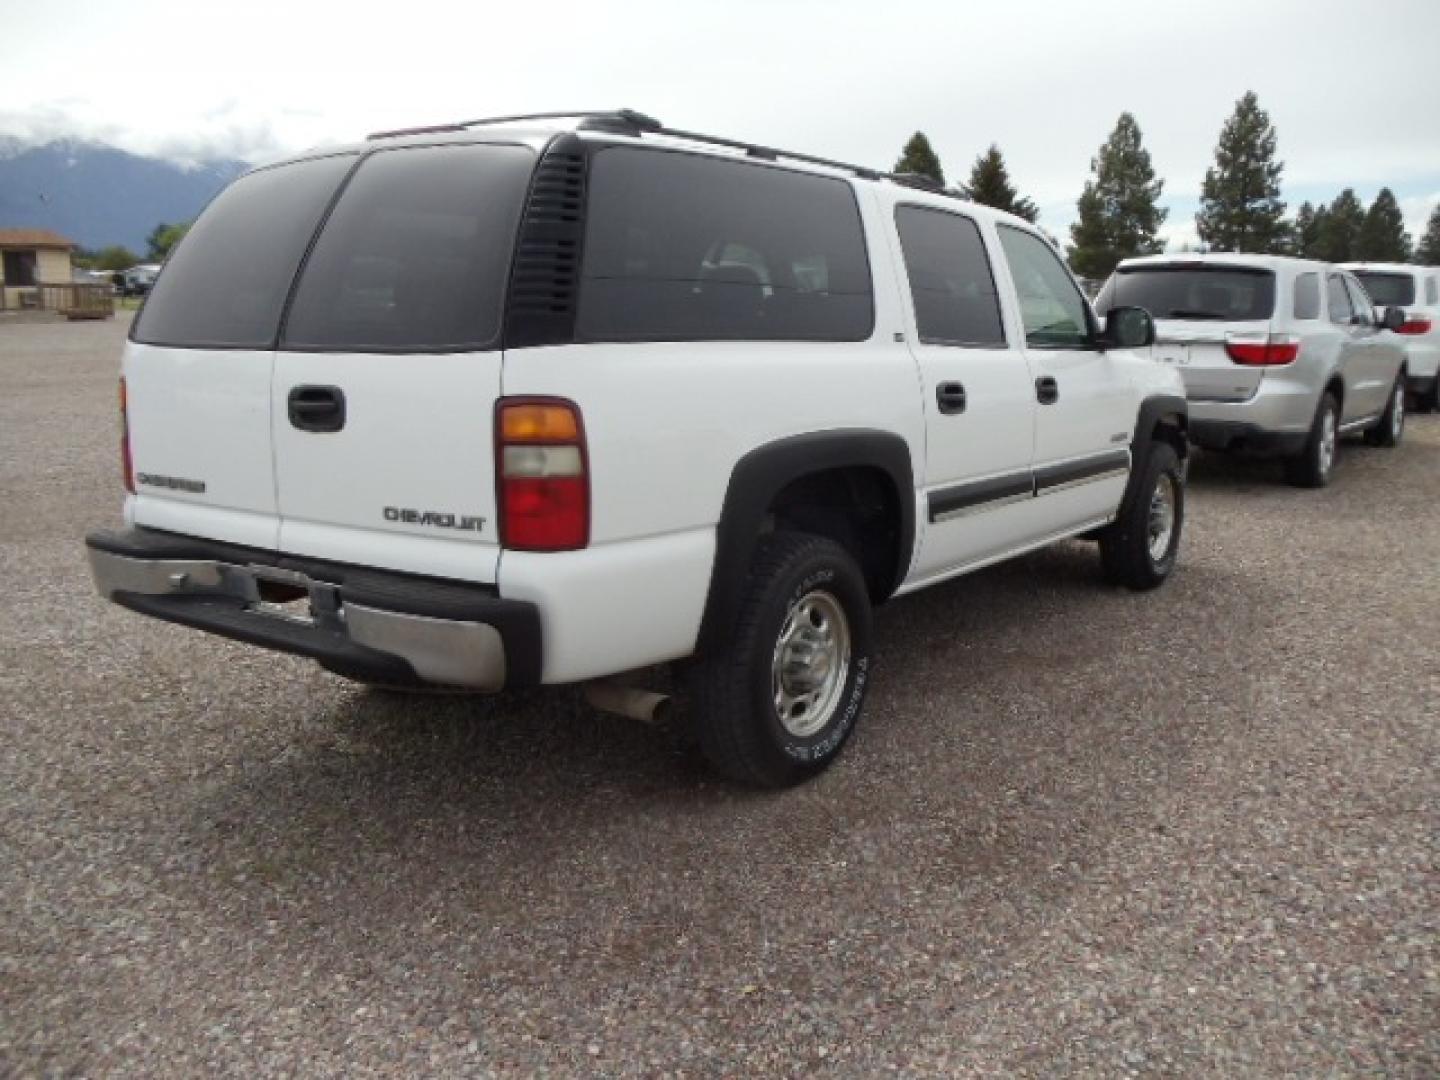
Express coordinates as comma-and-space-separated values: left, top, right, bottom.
936, 381, 967, 415
288, 385, 346, 433
1035, 376, 1059, 405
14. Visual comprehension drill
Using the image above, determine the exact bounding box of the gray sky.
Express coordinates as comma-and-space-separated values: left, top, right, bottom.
3, 0, 1438, 247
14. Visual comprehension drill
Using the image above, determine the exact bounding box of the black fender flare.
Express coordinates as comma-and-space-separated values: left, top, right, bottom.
696, 430, 915, 655
1122, 393, 1188, 512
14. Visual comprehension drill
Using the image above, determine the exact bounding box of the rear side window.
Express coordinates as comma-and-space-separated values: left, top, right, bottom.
894, 206, 1005, 346
576, 148, 873, 342
132, 154, 356, 348
1102, 266, 1275, 321
283, 144, 535, 351
1344, 277, 1374, 326
1428, 277, 1438, 305
1353, 271, 1416, 307
1293, 272, 1321, 319
1327, 274, 1354, 323
996, 225, 1091, 348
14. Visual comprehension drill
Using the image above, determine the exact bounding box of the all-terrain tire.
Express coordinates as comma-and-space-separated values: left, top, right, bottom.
686, 532, 873, 788
1098, 441, 1184, 591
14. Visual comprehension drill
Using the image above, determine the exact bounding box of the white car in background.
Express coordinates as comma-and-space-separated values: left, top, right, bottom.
1342, 262, 1440, 412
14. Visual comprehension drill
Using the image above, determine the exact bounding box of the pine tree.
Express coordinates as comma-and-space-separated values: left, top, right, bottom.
1415, 204, 1440, 264
1313, 189, 1365, 263
1195, 92, 1287, 253
962, 145, 1038, 223
1355, 188, 1412, 262
1067, 113, 1167, 279
1291, 201, 1323, 257
893, 132, 945, 188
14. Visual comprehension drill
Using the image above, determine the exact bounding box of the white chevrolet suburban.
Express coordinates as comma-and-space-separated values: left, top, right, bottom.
87, 110, 1188, 787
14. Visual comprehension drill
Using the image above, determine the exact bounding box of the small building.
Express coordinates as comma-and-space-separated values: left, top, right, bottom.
0, 228, 77, 310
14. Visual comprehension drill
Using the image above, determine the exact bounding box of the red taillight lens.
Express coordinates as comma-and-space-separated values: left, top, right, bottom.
496, 398, 588, 551
119, 377, 135, 493
1225, 334, 1299, 366
1398, 316, 1432, 335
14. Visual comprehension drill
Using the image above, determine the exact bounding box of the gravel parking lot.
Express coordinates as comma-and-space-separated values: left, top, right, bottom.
2, 314, 1436, 1076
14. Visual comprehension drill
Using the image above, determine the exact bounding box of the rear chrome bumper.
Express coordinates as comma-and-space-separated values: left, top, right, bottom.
85, 529, 541, 691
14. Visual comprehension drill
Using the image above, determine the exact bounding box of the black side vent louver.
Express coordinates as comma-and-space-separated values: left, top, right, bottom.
505, 140, 588, 348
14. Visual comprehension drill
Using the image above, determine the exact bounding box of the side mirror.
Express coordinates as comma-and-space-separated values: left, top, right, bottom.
1380, 305, 1406, 332
1097, 305, 1155, 350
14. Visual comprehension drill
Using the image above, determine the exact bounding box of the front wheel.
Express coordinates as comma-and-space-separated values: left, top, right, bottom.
1098, 441, 1184, 591
1364, 375, 1405, 448
687, 532, 873, 788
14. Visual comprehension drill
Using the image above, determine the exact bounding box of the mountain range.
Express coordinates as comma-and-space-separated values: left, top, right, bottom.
0, 137, 249, 253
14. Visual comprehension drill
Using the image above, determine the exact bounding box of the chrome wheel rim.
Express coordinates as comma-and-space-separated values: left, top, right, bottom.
1147, 473, 1177, 562
772, 589, 851, 739
1392, 384, 1405, 441
1318, 408, 1337, 478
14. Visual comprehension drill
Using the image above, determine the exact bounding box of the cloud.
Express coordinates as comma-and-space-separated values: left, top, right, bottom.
0, 101, 284, 165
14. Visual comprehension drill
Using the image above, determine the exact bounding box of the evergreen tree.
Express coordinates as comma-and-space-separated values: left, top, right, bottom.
1067, 113, 1167, 279
1313, 189, 1365, 263
962, 145, 1038, 223
1195, 91, 1287, 252
1291, 201, 1323, 257
1355, 188, 1412, 262
893, 132, 945, 188
1415, 204, 1440, 265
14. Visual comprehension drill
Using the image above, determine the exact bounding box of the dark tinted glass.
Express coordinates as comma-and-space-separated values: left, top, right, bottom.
1326, 274, 1353, 322
133, 154, 355, 348
1353, 271, 1415, 307
1105, 266, 1275, 321
284, 144, 535, 351
894, 206, 1005, 346
577, 148, 873, 342
996, 225, 1091, 348
1293, 272, 1321, 319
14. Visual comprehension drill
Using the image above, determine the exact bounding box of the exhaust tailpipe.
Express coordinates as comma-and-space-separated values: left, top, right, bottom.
584, 682, 672, 725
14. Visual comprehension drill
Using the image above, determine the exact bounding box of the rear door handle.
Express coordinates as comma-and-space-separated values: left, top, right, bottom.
936, 381, 967, 415
288, 385, 346, 433
1035, 376, 1059, 405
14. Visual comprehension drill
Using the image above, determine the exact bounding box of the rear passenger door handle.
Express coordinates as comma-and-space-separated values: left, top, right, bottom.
1035, 376, 1059, 405
936, 381, 967, 415
288, 385, 346, 433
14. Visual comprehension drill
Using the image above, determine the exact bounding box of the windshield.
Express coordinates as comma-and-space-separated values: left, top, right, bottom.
1353, 271, 1416, 308
1098, 265, 1275, 321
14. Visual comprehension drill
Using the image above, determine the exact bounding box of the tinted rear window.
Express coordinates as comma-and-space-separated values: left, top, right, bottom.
1353, 271, 1416, 307
1101, 266, 1275, 321
894, 206, 1005, 346
283, 144, 534, 351
576, 148, 873, 342
132, 154, 356, 348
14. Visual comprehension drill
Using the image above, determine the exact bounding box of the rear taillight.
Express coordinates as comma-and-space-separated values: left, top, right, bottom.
1225, 332, 1300, 366
1398, 315, 1432, 335
496, 398, 589, 551
119, 377, 135, 493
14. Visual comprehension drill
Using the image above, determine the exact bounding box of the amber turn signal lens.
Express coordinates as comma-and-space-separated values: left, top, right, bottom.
500, 404, 580, 442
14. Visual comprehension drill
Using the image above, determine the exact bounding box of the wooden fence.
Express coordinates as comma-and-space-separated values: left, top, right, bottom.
1, 283, 115, 319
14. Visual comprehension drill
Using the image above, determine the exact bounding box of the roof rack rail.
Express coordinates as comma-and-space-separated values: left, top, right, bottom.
369, 109, 937, 189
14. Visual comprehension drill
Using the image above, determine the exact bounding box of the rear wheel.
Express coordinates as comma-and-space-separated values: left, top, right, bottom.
1099, 441, 1184, 591
687, 532, 873, 788
1284, 393, 1339, 488
1364, 376, 1405, 447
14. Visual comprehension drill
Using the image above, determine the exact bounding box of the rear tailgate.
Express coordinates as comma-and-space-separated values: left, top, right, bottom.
271, 142, 537, 585
125, 153, 359, 551
1109, 263, 1278, 402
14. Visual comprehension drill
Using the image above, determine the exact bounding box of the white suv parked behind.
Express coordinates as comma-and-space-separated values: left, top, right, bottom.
1096, 253, 1409, 487
1342, 261, 1440, 412
88, 110, 1188, 787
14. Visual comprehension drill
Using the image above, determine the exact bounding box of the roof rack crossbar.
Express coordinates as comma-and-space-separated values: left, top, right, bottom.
367, 110, 642, 141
